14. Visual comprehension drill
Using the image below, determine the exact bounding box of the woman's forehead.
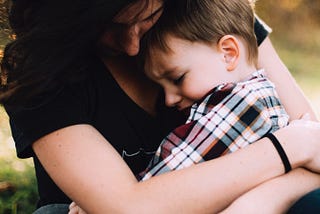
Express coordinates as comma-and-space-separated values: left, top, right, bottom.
113, 0, 163, 24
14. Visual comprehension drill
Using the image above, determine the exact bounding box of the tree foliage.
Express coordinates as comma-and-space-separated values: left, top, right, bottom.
0, 0, 11, 43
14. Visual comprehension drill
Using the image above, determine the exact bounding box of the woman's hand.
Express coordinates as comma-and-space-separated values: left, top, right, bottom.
288, 114, 320, 173
274, 113, 320, 173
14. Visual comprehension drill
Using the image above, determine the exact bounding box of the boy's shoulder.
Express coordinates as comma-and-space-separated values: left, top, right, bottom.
236, 69, 275, 92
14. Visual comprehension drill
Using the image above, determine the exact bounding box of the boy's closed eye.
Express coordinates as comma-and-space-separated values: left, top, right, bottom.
172, 74, 185, 85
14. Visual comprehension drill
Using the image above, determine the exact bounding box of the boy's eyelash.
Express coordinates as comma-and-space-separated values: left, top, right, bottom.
173, 74, 185, 85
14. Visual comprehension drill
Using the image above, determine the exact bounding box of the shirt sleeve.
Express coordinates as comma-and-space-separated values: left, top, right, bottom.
254, 15, 272, 46
5, 81, 92, 158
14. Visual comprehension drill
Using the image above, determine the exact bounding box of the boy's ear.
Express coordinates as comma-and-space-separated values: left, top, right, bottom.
217, 35, 240, 71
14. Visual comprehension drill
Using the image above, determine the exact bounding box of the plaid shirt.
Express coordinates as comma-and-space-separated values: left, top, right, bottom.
139, 70, 289, 181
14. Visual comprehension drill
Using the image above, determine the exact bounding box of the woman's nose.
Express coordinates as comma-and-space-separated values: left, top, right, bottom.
122, 25, 141, 56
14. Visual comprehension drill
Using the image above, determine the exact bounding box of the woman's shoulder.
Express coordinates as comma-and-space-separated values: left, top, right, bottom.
4, 56, 120, 158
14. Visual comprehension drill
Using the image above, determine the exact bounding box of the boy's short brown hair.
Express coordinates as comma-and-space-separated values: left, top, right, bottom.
143, 0, 258, 67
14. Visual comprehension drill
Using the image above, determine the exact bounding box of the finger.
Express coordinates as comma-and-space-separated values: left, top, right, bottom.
69, 201, 77, 209
300, 113, 311, 120
68, 206, 79, 214
69, 202, 80, 214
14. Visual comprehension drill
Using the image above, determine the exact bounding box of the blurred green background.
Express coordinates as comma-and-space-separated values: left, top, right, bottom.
0, 0, 319, 213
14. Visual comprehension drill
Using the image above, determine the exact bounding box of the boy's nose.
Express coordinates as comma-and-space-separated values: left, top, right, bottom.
165, 92, 182, 108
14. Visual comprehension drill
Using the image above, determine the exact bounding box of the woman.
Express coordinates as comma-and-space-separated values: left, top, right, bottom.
1, 0, 320, 213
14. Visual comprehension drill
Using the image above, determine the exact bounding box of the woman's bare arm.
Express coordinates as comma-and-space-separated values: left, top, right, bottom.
220, 168, 320, 214
257, 37, 318, 121
32, 119, 320, 214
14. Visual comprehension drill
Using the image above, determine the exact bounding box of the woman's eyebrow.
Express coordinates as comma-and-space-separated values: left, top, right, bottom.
142, 6, 163, 22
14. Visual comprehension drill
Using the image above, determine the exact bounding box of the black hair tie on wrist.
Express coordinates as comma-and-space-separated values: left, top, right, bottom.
265, 133, 292, 173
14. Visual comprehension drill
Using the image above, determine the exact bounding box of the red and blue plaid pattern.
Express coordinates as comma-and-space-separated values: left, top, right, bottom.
139, 70, 289, 181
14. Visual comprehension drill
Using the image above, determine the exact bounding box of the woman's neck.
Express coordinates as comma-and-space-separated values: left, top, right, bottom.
102, 55, 160, 116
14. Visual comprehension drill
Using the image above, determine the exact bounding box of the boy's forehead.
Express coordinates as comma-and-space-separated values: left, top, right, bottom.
147, 51, 179, 78
113, 0, 163, 24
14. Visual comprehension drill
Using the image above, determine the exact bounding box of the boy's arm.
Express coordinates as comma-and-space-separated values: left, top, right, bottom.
220, 168, 320, 214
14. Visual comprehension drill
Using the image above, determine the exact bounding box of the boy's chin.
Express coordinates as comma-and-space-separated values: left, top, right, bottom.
180, 106, 191, 116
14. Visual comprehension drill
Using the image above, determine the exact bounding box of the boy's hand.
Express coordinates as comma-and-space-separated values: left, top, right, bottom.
68, 202, 87, 214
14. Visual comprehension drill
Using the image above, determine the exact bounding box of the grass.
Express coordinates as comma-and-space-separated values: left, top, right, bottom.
0, 158, 38, 214
0, 108, 38, 214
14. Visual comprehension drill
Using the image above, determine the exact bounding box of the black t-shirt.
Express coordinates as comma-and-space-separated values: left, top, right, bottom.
6, 57, 185, 207
5, 19, 270, 207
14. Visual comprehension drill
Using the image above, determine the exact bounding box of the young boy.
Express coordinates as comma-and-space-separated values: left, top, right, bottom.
138, 0, 289, 180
